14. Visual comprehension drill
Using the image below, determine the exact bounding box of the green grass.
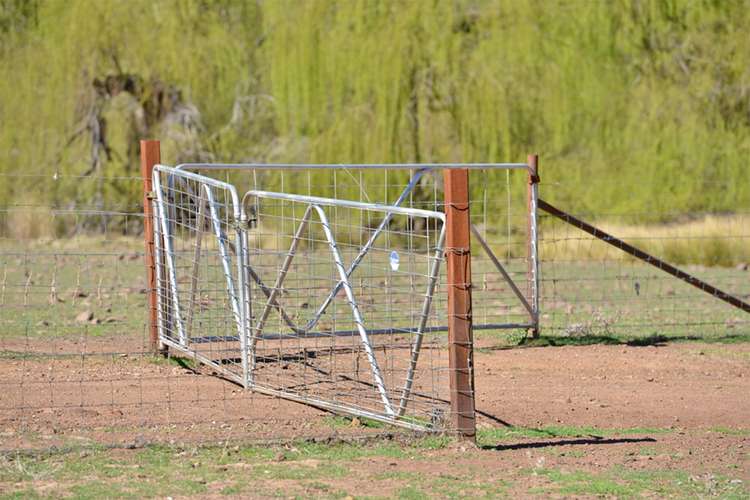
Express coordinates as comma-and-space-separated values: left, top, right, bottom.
0, 439, 420, 499
3, 434, 746, 499
529, 467, 748, 498
326, 415, 386, 430
709, 427, 750, 437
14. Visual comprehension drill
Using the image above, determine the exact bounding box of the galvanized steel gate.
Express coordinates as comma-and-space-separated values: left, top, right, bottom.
149, 161, 539, 434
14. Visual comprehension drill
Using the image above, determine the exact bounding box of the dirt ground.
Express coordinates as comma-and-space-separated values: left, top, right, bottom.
474, 341, 749, 430
2, 339, 747, 452
0, 342, 750, 496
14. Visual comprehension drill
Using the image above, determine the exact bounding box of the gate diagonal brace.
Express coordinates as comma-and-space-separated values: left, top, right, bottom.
470, 224, 535, 319
240, 169, 429, 336
247, 202, 396, 416
239, 169, 430, 339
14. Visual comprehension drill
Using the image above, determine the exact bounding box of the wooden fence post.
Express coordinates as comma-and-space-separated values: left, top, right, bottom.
527, 154, 540, 338
140, 140, 161, 353
443, 168, 476, 440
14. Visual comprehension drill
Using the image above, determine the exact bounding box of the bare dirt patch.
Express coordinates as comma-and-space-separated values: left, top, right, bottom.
1, 340, 748, 499
474, 342, 749, 430
1, 340, 747, 495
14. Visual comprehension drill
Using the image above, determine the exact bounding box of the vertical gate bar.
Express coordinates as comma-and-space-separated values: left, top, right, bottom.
397, 226, 446, 417
153, 172, 188, 344
203, 186, 243, 332
526, 154, 540, 338
140, 140, 161, 353
152, 196, 165, 342
185, 191, 206, 338
443, 168, 476, 440
239, 222, 253, 387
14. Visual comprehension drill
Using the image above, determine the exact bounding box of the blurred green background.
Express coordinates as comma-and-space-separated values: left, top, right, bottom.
1, 0, 749, 224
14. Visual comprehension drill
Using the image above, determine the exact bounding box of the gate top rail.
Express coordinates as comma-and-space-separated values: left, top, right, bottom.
242, 189, 446, 221
175, 162, 529, 171
153, 164, 242, 219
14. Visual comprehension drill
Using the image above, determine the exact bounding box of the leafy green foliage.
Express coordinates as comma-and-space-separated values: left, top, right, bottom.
1, 0, 749, 224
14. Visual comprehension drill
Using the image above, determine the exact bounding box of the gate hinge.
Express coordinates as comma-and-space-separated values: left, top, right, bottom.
234, 218, 257, 231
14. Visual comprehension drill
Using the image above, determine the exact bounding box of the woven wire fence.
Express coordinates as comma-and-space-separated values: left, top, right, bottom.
1, 168, 747, 452
0, 166, 533, 450
536, 184, 750, 340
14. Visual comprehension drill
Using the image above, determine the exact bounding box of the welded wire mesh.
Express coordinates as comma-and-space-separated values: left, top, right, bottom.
243, 189, 447, 428
154, 164, 535, 432
152, 168, 246, 383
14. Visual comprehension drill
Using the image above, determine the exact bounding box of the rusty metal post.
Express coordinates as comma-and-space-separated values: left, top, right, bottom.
443, 168, 476, 440
141, 140, 161, 353
526, 154, 540, 337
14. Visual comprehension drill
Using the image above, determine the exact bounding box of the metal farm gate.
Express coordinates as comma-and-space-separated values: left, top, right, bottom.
143, 152, 540, 436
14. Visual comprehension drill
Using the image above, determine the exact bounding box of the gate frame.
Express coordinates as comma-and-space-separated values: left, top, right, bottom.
141, 142, 541, 439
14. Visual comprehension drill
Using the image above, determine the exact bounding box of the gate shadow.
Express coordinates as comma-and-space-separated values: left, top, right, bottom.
481, 436, 656, 451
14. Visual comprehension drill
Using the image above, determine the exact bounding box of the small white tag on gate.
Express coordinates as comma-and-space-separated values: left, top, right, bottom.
389, 250, 400, 271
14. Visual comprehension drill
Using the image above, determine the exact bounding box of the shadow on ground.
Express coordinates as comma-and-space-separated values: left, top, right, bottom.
480, 333, 750, 350
482, 436, 657, 452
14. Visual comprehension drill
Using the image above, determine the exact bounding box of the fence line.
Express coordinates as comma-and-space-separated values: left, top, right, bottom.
0, 169, 748, 452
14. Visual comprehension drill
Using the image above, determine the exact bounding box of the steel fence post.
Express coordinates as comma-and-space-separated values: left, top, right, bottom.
141, 140, 161, 354
443, 168, 476, 440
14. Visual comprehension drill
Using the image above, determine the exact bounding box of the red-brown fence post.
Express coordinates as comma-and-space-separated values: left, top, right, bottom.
443, 168, 476, 440
526, 154, 540, 338
140, 140, 161, 353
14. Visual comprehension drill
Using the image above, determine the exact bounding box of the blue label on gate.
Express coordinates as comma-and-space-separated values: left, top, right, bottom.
389, 250, 400, 271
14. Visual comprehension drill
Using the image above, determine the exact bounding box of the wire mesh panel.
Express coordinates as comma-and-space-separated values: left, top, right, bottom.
152, 167, 248, 384
152, 163, 536, 433
243, 190, 447, 428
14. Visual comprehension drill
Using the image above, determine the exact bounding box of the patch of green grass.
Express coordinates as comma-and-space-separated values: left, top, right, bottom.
0, 490, 47, 500
709, 426, 750, 437
542, 448, 586, 458
396, 485, 429, 500
325, 415, 386, 430
529, 467, 749, 498
3, 437, 748, 499
534, 468, 631, 496
412, 434, 453, 450
373, 470, 422, 482
252, 462, 348, 481
428, 473, 510, 498
67, 481, 135, 499
219, 482, 245, 495
638, 446, 659, 456
1, 436, 458, 498
282, 441, 409, 462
